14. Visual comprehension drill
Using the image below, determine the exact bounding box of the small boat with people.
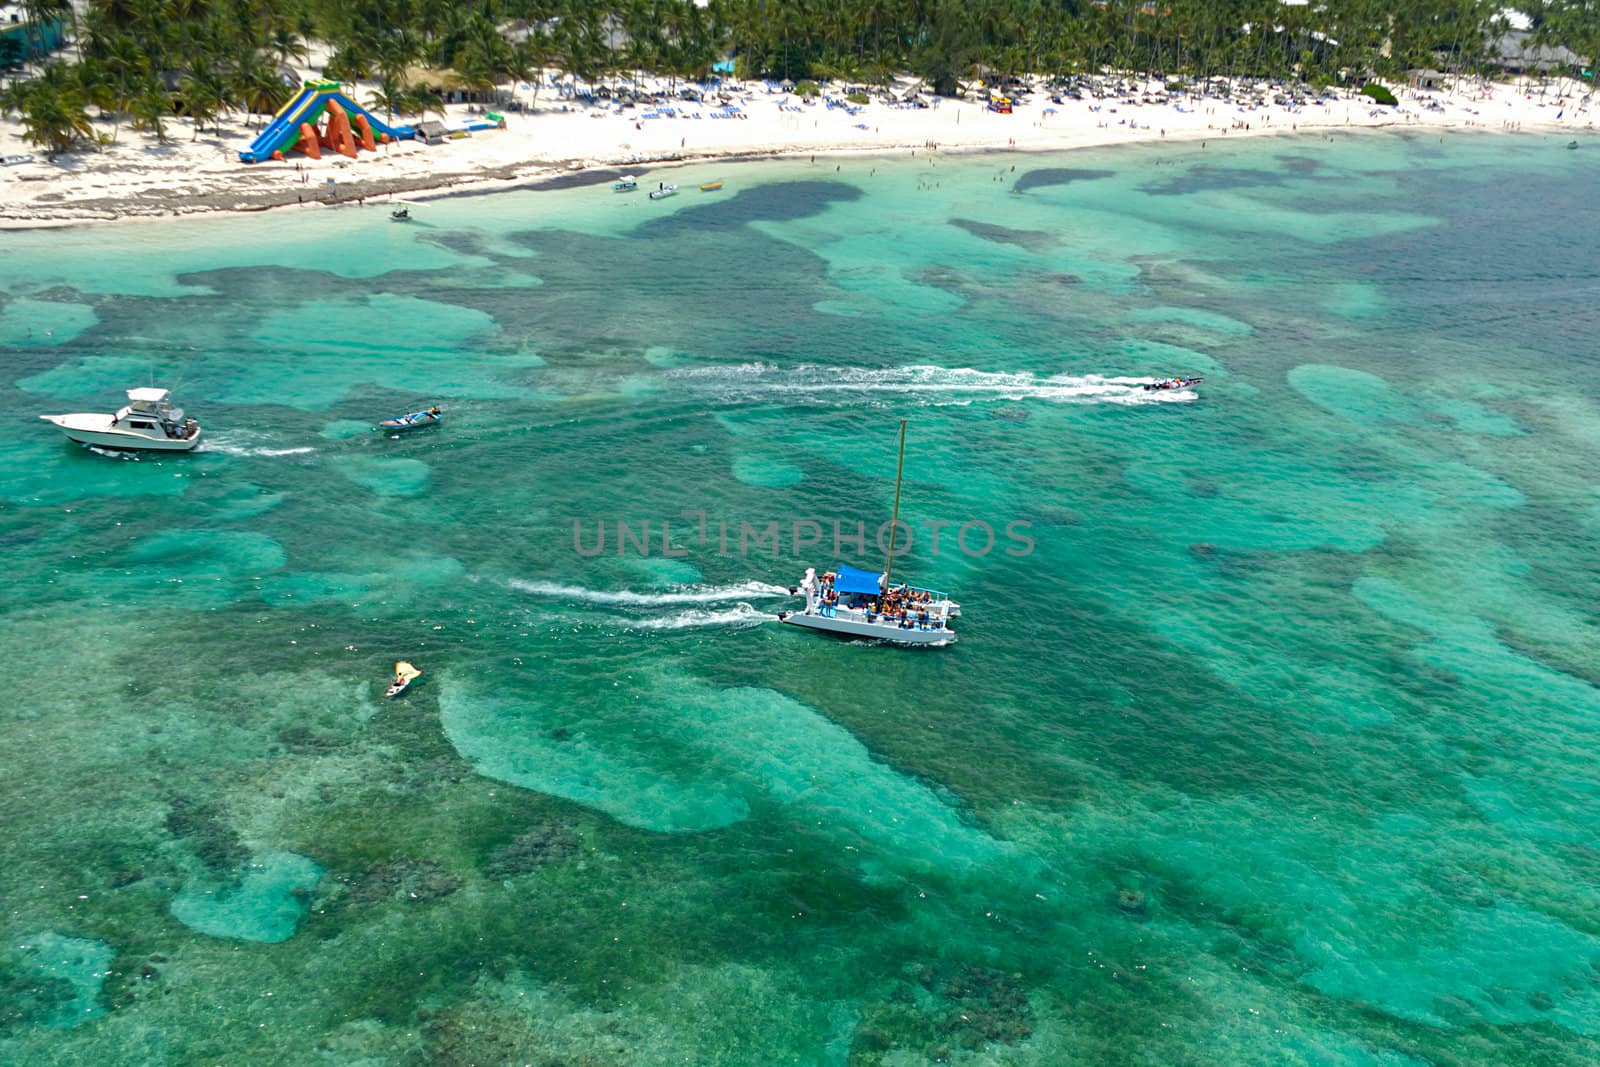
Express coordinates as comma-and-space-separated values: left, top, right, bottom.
376, 406, 443, 432
649, 183, 678, 200
612, 175, 639, 191
1568, 140, 1580, 150
40, 387, 202, 452
390, 207, 411, 221
781, 565, 958, 644
386, 661, 423, 698
1143, 376, 1204, 392
778, 420, 958, 646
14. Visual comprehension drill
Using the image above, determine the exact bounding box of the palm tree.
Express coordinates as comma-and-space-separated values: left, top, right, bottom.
232, 50, 286, 130
17, 62, 94, 155
180, 67, 226, 140
130, 75, 171, 143
367, 77, 406, 125
269, 24, 307, 71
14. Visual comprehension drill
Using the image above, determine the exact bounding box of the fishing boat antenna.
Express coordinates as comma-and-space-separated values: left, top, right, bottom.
883, 418, 907, 591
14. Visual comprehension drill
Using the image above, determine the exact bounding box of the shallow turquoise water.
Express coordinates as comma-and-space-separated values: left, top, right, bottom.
2, 131, 1598, 1064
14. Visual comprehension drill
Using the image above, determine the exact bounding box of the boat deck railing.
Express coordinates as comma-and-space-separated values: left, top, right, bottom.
810, 604, 951, 630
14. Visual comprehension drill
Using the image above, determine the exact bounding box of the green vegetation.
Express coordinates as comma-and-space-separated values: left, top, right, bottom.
1360, 82, 1399, 106
0, 0, 1596, 156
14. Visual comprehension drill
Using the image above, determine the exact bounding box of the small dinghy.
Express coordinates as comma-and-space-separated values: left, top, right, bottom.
386, 661, 423, 698
390, 207, 411, 221
377, 406, 443, 432
649, 183, 678, 200
1142, 376, 1204, 392
612, 175, 638, 191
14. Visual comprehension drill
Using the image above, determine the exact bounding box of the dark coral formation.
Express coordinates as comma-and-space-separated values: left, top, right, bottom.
0, 966, 76, 1032
164, 795, 247, 872
347, 859, 463, 905
102, 954, 163, 1012
849, 962, 1034, 1063
484, 823, 580, 879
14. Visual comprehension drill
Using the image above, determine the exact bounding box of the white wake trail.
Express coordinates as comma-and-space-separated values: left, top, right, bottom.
663, 363, 1198, 406
510, 579, 793, 606
620, 603, 772, 630
203, 431, 317, 457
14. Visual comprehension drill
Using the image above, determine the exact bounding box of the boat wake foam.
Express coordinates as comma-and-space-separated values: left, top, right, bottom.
510, 579, 792, 606
663, 363, 1199, 406
619, 603, 771, 630
87, 446, 142, 461
204, 432, 316, 458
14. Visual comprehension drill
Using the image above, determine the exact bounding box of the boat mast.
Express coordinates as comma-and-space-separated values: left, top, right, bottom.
883, 419, 907, 591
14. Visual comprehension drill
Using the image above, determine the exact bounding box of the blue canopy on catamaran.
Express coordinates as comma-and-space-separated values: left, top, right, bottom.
833, 565, 886, 596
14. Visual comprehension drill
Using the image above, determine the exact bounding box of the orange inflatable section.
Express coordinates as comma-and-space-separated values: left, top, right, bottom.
288, 93, 391, 161
297, 122, 322, 160
352, 112, 377, 152
321, 99, 358, 158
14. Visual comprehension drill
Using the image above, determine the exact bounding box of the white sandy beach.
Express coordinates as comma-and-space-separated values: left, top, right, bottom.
1, 70, 1592, 228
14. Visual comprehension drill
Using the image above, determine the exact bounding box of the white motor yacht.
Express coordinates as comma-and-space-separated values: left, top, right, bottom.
40, 388, 202, 453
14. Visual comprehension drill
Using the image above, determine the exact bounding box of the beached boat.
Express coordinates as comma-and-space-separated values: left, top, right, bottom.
377, 407, 443, 431
699, 181, 724, 191
648, 183, 678, 200
778, 420, 958, 645
40, 387, 202, 452
386, 661, 423, 698
613, 176, 639, 191
1142, 376, 1204, 392
1, 154, 36, 167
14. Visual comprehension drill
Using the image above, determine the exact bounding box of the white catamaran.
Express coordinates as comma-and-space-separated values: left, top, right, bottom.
778, 420, 959, 645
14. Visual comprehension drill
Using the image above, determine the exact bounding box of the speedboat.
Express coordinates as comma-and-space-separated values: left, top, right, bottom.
779, 565, 957, 644
40, 387, 202, 452
648, 183, 678, 200
612, 175, 638, 191
377, 408, 443, 432
1142, 376, 1204, 392
386, 661, 422, 698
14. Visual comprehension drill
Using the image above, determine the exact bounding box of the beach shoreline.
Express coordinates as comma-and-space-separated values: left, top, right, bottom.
1, 72, 1591, 230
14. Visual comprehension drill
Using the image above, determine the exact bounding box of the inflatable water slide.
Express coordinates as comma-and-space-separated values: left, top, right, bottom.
239, 80, 415, 163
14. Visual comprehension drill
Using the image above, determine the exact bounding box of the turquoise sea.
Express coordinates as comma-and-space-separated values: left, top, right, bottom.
2, 131, 1598, 1064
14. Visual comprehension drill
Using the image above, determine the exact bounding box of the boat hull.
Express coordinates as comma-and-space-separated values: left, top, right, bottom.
377, 414, 442, 431
778, 610, 955, 644
44, 417, 202, 453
